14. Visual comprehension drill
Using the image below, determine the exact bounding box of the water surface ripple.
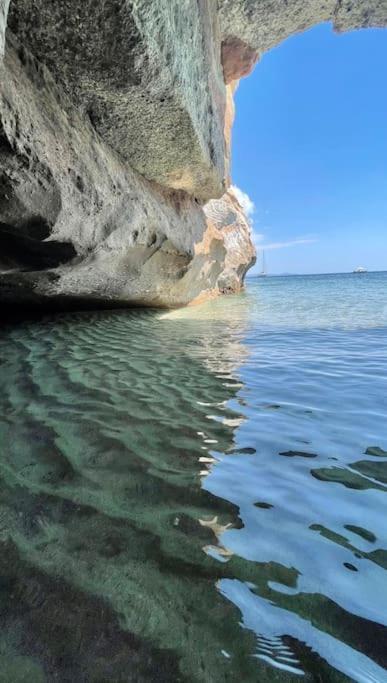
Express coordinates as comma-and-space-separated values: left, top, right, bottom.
0, 272, 386, 682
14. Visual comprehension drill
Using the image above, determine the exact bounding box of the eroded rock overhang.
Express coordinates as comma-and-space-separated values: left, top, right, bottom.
218, 0, 387, 57
5, 0, 227, 201
3, 0, 387, 199
1, 0, 386, 310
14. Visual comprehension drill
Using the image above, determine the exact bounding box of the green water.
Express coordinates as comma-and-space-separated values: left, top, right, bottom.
0, 273, 386, 681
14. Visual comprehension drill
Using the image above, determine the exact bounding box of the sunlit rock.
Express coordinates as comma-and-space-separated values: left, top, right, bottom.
204, 187, 256, 294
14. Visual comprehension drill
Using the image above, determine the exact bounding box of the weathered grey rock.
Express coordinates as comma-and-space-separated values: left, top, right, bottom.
0, 0, 9, 56
0, 36, 252, 309
3, 0, 386, 312
218, 0, 387, 56
7, 0, 227, 200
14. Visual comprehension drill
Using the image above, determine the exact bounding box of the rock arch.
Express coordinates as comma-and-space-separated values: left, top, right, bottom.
2, 1, 387, 201
219, 1, 387, 63
218, 1, 387, 174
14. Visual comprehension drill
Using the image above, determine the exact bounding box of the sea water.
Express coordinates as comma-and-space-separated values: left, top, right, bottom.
0, 272, 386, 681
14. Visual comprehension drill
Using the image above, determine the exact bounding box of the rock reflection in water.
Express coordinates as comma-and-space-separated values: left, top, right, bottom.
0, 307, 258, 682
0, 278, 387, 681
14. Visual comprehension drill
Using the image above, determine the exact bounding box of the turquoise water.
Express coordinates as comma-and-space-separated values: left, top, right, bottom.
0, 272, 386, 681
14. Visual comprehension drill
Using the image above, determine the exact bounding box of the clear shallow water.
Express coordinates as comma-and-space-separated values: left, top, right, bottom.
0, 272, 386, 682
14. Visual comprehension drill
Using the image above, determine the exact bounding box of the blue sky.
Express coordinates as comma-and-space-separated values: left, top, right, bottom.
232, 23, 387, 275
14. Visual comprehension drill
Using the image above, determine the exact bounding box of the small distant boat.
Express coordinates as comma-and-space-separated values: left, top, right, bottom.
257, 249, 268, 277
353, 266, 367, 274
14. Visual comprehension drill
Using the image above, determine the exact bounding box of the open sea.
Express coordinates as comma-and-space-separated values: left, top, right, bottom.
0, 271, 386, 682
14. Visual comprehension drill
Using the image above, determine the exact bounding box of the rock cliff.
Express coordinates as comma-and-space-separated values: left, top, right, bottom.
1, 0, 386, 310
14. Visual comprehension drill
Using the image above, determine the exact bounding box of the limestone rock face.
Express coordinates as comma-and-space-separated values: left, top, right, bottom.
204, 188, 256, 294
0, 0, 9, 56
0, 37, 251, 309
2, 0, 386, 311
221, 36, 259, 84
7, 0, 227, 200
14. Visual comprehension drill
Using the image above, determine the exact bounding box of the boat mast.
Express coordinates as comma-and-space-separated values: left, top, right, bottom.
261, 250, 266, 275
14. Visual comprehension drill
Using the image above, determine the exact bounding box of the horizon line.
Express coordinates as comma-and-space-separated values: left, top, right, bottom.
247, 270, 387, 277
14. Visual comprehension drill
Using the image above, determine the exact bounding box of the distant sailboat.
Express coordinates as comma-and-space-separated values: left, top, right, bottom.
257, 249, 267, 277
353, 266, 367, 273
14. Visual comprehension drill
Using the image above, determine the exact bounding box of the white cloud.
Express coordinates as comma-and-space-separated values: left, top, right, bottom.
262, 238, 317, 250
228, 189, 318, 252
251, 229, 317, 251
230, 185, 255, 218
